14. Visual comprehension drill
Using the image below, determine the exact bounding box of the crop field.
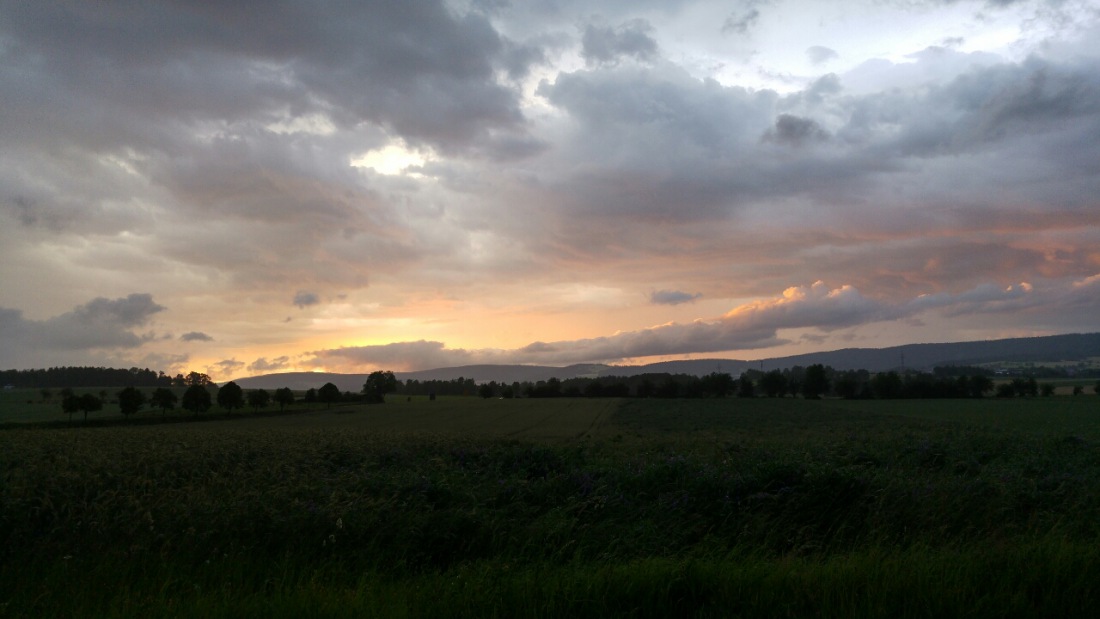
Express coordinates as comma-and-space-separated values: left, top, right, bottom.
3, 396, 1100, 617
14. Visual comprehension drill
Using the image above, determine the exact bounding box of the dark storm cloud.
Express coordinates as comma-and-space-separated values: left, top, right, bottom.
581, 19, 659, 66
0, 0, 531, 156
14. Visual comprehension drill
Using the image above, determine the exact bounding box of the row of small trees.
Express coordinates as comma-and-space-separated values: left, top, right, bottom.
59, 371, 400, 422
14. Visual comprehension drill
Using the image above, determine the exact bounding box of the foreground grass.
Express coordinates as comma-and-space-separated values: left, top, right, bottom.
3, 397, 1100, 616
6, 541, 1099, 618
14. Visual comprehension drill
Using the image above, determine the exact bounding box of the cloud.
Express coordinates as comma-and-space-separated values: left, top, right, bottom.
210, 359, 245, 379
303, 281, 1059, 371
70, 293, 164, 328
248, 356, 291, 373
0, 0, 533, 156
581, 19, 659, 66
806, 46, 838, 65
0, 294, 165, 368
650, 290, 702, 305
180, 331, 214, 342
1, 0, 1098, 378
308, 340, 477, 373
763, 114, 830, 146
293, 291, 320, 309
722, 8, 761, 35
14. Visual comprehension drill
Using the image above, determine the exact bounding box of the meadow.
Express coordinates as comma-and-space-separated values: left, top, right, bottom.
2, 395, 1100, 617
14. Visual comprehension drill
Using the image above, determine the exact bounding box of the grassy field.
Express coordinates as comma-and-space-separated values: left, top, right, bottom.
3, 395, 1100, 617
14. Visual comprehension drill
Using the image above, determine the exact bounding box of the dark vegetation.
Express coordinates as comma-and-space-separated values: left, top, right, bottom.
398, 365, 1053, 402
0, 367, 215, 389
3, 363, 1095, 428
3, 396, 1100, 617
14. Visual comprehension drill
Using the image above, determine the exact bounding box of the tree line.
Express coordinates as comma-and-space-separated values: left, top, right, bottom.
406, 365, 1099, 401
46, 365, 1100, 424
55, 371, 401, 423
2, 366, 216, 389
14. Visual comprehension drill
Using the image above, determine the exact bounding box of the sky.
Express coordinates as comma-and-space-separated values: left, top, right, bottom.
1, 0, 1099, 381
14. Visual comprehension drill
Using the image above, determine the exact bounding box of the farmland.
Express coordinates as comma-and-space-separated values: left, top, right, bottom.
3, 395, 1100, 617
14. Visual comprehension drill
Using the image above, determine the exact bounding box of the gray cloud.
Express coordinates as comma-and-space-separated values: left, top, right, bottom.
0, 0, 532, 156
0, 294, 165, 367
69, 294, 164, 328
180, 331, 214, 342
248, 356, 291, 373
763, 114, 830, 146
807, 46, 838, 65
1, 1, 1097, 377
293, 291, 321, 309
650, 290, 702, 305
581, 19, 659, 66
308, 340, 476, 372
722, 8, 761, 35
210, 359, 245, 379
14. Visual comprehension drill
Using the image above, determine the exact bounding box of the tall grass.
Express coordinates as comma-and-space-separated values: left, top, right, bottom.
3, 397, 1099, 616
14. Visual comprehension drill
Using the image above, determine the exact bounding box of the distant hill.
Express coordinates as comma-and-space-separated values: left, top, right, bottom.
232, 332, 1100, 390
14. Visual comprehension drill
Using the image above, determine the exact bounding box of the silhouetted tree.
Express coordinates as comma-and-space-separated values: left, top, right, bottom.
181, 384, 212, 416
77, 393, 102, 422
1011, 377, 1038, 398
802, 364, 829, 399
318, 382, 341, 408
150, 387, 177, 417
967, 375, 994, 398
701, 372, 735, 398
217, 381, 245, 413
273, 387, 295, 411
478, 382, 496, 399
185, 371, 214, 387
61, 393, 80, 423
117, 386, 146, 419
247, 389, 270, 411
871, 372, 903, 399
737, 374, 755, 398
759, 370, 787, 398
363, 370, 398, 403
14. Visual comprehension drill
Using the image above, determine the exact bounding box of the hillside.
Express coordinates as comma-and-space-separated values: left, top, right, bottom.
231, 332, 1100, 390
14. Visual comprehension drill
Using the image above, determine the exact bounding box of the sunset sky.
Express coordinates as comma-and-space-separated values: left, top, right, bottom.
2, 0, 1098, 381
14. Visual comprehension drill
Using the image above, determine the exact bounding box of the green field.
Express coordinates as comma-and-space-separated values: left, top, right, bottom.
3, 396, 1100, 617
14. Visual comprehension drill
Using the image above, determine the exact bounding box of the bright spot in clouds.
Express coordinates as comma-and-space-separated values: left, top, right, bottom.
351, 141, 431, 176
